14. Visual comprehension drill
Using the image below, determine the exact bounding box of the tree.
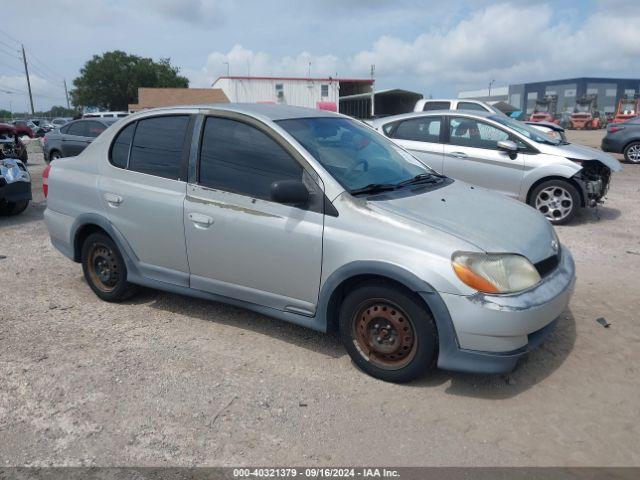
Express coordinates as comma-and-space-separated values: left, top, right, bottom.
70, 51, 189, 111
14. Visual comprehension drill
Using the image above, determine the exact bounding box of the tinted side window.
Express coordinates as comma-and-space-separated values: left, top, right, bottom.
84, 121, 107, 138
60, 124, 70, 134
457, 102, 489, 112
199, 117, 302, 200
110, 122, 136, 168
392, 117, 441, 143
449, 117, 510, 150
423, 101, 450, 111
128, 115, 189, 180
66, 122, 87, 136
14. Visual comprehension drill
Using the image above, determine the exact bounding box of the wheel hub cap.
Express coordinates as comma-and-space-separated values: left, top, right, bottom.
353, 301, 416, 370
88, 244, 119, 292
535, 186, 573, 221
629, 145, 640, 162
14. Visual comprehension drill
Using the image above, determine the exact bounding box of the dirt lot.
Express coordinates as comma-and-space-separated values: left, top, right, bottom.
1, 131, 639, 467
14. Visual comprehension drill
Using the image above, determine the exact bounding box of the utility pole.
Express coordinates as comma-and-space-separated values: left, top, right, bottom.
21, 45, 35, 115
63, 79, 70, 109
488, 79, 495, 98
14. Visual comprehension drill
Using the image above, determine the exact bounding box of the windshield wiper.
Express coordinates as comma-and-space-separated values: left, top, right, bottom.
394, 173, 443, 188
350, 183, 397, 196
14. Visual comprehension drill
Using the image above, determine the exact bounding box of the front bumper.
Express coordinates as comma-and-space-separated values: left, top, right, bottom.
431, 247, 575, 374
0, 180, 32, 203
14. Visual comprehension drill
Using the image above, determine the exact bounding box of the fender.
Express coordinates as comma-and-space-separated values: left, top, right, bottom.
316, 261, 460, 360
520, 163, 582, 202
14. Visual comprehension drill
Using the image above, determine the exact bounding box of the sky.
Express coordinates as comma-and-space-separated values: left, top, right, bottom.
1, 0, 639, 113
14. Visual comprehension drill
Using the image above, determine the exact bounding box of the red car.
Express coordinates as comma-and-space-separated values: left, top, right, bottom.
10, 120, 35, 138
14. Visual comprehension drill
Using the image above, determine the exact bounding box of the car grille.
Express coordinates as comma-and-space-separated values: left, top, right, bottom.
534, 252, 560, 278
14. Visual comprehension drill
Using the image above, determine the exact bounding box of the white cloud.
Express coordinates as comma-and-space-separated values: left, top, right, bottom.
191, 2, 640, 95
186, 44, 341, 87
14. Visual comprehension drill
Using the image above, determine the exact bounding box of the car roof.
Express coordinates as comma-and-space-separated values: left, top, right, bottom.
370, 109, 495, 126
134, 103, 342, 121
71, 118, 118, 125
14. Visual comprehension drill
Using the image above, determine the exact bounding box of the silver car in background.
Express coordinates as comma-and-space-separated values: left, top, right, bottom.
44, 104, 575, 382
371, 111, 621, 224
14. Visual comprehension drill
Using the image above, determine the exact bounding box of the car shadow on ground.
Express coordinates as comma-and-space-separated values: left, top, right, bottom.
409, 309, 577, 399
137, 286, 576, 394
138, 289, 346, 359
570, 205, 621, 224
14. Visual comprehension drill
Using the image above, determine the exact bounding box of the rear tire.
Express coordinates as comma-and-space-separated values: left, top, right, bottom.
528, 179, 580, 225
81, 232, 139, 302
338, 282, 437, 383
623, 141, 640, 163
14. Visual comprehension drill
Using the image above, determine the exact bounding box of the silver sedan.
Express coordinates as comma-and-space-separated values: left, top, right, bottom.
371, 110, 621, 224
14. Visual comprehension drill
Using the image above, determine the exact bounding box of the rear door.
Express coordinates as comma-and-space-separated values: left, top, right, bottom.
99, 115, 193, 285
442, 116, 525, 198
384, 116, 444, 172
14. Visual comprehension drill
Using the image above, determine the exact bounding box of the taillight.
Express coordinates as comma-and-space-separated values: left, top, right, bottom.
609, 125, 625, 133
43, 164, 51, 198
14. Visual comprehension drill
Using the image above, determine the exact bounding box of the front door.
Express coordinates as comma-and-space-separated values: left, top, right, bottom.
184, 115, 324, 315
443, 116, 525, 198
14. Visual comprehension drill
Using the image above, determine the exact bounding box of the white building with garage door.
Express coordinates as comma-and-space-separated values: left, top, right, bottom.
212, 75, 374, 114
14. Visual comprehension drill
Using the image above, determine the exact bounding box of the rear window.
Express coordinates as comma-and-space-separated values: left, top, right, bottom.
84, 121, 107, 138
457, 102, 489, 112
391, 117, 442, 143
422, 101, 450, 111
127, 115, 190, 180
109, 123, 136, 169
66, 122, 87, 136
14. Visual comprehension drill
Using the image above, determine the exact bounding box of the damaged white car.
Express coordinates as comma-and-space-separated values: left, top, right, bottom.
372, 111, 621, 224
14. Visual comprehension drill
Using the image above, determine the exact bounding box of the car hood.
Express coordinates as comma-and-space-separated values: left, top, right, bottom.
550, 142, 622, 171
369, 181, 558, 263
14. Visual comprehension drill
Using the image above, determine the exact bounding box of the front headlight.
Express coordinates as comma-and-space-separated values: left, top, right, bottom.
452, 252, 541, 294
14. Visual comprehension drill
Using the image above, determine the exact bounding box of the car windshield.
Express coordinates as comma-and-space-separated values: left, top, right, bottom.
490, 115, 562, 145
277, 117, 434, 193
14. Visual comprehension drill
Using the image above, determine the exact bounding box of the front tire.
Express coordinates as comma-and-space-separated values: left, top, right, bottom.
339, 282, 437, 383
529, 179, 580, 225
81, 232, 138, 302
623, 142, 640, 163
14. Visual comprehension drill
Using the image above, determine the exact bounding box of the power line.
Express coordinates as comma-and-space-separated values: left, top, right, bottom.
0, 58, 24, 75
0, 28, 21, 46
0, 45, 21, 60
26, 50, 66, 80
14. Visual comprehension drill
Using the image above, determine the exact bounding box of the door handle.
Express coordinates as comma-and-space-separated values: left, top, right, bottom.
103, 193, 123, 207
188, 212, 214, 228
448, 151, 468, 158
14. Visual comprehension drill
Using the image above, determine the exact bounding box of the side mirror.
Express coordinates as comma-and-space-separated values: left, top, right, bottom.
270, 180, 309, 206
497, 139, 518, 154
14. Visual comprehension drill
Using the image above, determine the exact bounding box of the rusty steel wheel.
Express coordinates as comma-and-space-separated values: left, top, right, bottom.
87, 242, 120, 293
352, 299, 418, 370
81, 232, 138, 302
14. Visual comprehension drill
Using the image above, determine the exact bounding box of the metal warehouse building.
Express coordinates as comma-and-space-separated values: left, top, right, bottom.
459, 77, 640, 115
211, 75, 374, 114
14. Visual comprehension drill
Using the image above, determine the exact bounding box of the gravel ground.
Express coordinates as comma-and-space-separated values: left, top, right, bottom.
1, 132, 639, 467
